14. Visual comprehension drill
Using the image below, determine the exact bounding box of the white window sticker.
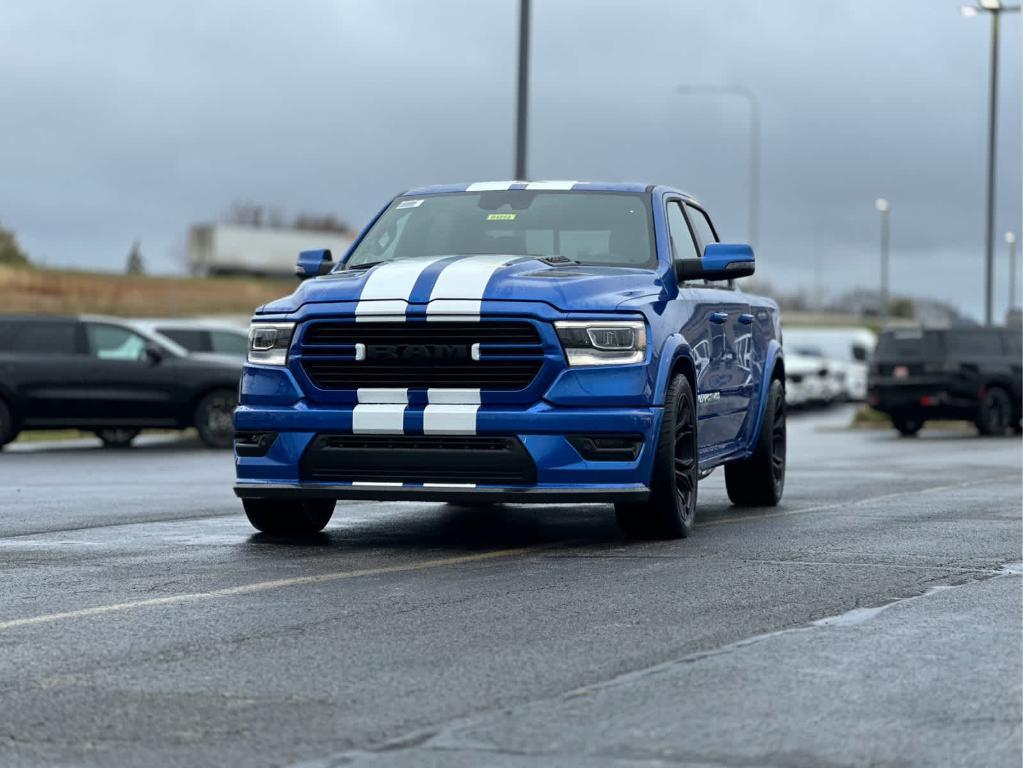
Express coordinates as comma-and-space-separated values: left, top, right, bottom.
396, 199, 424, 209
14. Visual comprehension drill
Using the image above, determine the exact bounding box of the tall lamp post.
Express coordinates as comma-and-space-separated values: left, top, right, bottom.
676, 85, 761, 250
1007, 231, 1018, 311
875, 198, 891, 323
959, 1, 1021, 325
514, 0, 531, 180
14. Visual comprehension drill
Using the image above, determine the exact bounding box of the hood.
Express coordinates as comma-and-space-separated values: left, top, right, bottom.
259, 255, 664, 315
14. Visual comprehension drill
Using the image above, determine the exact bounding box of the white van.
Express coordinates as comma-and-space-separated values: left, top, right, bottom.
784, 328, 877, 401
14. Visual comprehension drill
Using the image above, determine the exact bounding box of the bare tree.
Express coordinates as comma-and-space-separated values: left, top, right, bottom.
126, 240, 144, 274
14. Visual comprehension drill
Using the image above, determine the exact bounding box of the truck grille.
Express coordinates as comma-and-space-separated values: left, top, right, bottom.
300, 434, 537, 485
299, 321, 544, 390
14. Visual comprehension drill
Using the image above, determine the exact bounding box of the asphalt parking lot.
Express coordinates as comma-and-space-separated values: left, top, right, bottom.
1, 407, 1020, 768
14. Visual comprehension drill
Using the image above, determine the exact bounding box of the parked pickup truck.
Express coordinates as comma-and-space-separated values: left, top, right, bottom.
868, 326, 1022, 436
234, 181, 786, 539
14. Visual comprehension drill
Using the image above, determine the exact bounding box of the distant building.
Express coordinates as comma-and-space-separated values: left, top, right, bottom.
189, 224, 354, 277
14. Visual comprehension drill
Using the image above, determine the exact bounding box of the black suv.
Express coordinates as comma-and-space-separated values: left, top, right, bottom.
0, 315, 243, 448
867, 326, 1022, 437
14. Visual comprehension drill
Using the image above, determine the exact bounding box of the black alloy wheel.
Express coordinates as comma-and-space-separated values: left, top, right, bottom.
672, 385, 698, 529
615, 373, 698, 539
976, 387, 1012, 436
724, 377, 786, 507
195, 389, 238, 448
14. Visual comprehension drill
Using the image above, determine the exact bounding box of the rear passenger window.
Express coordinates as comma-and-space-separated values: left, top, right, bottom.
948, 330, 1003, 356
1004, 331, 1022, 358
667, 202, 699, 261
9, 322, 79, 355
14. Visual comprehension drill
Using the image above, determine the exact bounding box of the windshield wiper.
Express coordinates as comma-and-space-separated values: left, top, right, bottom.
346, 261, 386, 270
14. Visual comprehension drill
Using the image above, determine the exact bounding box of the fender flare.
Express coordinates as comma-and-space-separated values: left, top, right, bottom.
652, 333, 696, 404
745, 340, 784, 452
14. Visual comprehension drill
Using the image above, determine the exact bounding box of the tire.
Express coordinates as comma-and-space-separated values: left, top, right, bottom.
195, 389, 238, 448
614, 373, 698, 540
892, 416, 922, 437
95, 428, 140, 448
976, 387, 1012, 436
243, 498, 336, 535
0, 399, 17, 448
725, 378, 786, 507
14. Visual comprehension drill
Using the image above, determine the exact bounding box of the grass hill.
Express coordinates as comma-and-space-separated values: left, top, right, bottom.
0, 265, 293, 317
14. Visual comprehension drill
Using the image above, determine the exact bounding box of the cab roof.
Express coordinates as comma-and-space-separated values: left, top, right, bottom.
403, 180, 696, 200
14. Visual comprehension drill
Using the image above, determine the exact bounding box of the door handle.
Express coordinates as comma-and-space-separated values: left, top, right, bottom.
709, 312, 729, 324
737, 313, 754, 325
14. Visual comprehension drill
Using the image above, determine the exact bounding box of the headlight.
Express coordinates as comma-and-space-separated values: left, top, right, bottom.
247, 322, 295, 366
555, 320, 647, 366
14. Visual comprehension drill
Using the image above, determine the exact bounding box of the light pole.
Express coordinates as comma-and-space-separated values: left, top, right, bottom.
514, 0, 530, 180
875, 198, 891, 323
676, 85, 761, 250
1007, 231, 1018, 311
959, 1, 1021, 325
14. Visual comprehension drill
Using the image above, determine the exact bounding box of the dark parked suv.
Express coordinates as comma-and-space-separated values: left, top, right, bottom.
0, 315, 242, 448
867, 326, 1022, 437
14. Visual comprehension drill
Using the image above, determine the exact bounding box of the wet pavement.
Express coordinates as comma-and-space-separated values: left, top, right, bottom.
0, 408, 1020, 767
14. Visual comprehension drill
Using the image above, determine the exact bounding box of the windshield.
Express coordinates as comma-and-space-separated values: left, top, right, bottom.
345, 190, 655, 269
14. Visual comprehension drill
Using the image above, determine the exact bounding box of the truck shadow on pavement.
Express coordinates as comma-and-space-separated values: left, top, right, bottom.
243, 498, 743, 554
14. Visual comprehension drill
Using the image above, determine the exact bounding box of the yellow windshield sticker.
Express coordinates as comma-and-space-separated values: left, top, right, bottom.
486, 213, 517, 221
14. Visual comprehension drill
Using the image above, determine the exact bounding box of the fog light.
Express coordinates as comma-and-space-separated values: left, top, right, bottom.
568, 435, 644, 461
234, 431, 277, 457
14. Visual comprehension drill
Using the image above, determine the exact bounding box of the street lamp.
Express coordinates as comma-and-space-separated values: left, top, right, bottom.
676, 85, 761, 250
875, 198, 891, 323
959, 0, 1021, 325
1006, 231, 1018, 311
514, 0, 530, 180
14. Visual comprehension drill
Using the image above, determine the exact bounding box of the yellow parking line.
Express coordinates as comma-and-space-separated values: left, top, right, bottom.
0, 546, 542, 632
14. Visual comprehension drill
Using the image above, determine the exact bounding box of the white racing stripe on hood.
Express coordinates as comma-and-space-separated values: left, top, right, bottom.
355, 257, 447, 320
423, 388, 480, 435
426, 255, 519, 321
353, 388, 408, 434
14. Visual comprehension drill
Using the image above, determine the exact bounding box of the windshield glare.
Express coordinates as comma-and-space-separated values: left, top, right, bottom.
345, 191, 655, 269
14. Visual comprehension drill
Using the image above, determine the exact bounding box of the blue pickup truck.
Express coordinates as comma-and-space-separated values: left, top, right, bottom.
234, 181, 786, 539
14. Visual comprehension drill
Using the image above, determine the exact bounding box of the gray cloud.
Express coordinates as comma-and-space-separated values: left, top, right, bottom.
0, 0, 1019, 319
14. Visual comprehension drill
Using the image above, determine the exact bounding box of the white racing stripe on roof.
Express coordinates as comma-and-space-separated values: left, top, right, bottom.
465, 181, 524, 192
355, 256, 447, 320
524, 180, 579, 190
426, 254, 518, 321
423, 388, 481, 435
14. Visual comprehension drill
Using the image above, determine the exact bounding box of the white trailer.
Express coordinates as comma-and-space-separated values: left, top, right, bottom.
189, 224, 354, 277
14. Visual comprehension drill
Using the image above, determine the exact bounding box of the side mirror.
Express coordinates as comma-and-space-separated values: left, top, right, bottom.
143, 342, 164, 365
675, 243, 755, 283
295, 249, 333, 281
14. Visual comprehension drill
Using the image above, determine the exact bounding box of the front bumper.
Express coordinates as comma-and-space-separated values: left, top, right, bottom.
234, 482, 649, 503
234, 401, 661, 502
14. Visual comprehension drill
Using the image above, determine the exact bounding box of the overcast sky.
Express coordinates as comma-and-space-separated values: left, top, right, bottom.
1, 0, 1020, 319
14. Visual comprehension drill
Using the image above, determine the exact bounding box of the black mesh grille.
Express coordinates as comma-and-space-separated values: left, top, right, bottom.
300, 434, 536, 485
299, 321, 543, 390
